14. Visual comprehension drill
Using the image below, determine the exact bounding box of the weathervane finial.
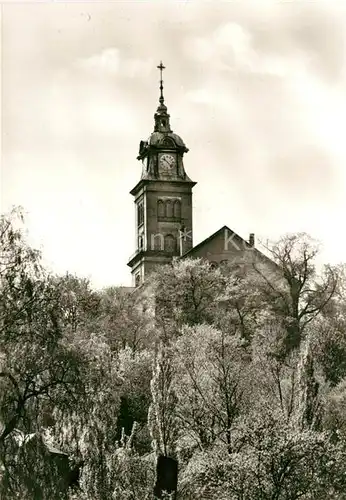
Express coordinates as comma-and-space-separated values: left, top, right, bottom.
157, 61, 166, 105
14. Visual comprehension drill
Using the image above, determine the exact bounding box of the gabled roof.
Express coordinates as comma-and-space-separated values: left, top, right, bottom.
181, 225, 278, 270
181, 225, 251, 258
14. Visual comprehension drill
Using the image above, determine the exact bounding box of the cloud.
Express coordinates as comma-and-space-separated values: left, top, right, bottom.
80, 47, 121, 74
181, 7, 346, 193
184, 20, 310, 81
78, 48, 155, 79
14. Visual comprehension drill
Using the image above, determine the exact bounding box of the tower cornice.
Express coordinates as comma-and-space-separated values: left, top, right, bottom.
130, 178, 197, 197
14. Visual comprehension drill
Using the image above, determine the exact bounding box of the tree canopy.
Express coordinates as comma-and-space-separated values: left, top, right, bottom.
1, 208, 346, 499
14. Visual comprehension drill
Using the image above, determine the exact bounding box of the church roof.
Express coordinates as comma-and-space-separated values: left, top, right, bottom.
181, 225, 249, 257
181, 225, 277, 270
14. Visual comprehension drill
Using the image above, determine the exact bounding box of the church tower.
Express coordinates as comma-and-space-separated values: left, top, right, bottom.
127, 62, 196, 286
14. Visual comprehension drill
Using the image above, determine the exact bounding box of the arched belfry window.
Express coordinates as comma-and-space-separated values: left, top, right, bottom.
173, 200, 181, 219
157, 199, 165, 218
164, 234, 177, 253
158, 198, 181, 220
165, 200, 173, 218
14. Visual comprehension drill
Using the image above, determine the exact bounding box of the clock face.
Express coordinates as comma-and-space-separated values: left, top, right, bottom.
159, 154, 176, 171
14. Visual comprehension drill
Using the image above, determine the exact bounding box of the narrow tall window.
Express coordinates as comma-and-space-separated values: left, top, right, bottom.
157, 199, 165, 218
165, 200, 173, 218
173, 200, 181, 219
137, 202, 144, 226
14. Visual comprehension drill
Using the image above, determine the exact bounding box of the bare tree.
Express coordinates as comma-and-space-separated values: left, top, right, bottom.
253, 233, 338, 358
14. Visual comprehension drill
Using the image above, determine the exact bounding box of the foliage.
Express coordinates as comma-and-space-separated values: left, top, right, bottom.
180, 417, 346, 499
151, 258, 226, 336
98, 286, 154, 352
0, 208, 88, 498
174, 325, 251, 452
2, 210, 346, 499
254, 233, 338, 358
148, 345, 179, 457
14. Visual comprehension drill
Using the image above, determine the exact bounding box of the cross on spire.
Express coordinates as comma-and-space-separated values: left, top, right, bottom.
157, 61, 165, 104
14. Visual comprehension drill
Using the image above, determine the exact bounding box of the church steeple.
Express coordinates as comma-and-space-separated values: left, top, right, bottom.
137, 62, 190, 180
128, 62, 196, 286
154, 61, 172, 133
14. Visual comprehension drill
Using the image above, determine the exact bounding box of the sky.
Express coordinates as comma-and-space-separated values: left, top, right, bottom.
2, 0, 346, 289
